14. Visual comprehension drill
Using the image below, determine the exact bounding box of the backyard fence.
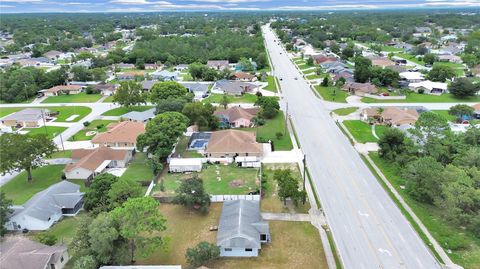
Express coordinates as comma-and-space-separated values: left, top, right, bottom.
210, 194, 260, 202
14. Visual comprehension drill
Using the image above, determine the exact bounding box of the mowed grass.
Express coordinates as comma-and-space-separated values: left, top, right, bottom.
2, 165, 65, 204
0, 107, 22, 118
306, 74, 322, 80
432, 110, 457, 122
120, 153, 155, 184
173, 136, 203, 158
102, 96, 114, 102
102, 105, 153, 116
264, 75, 278, 92
333, 107, 358, 116
369, 153, 480, 269
315, 86, 348, 103
31, 212, 89, 246
255, 111, 293, 151
155, 164, 259, 195
203, 93, 259, 104
297, 64, 313, 70
362, 92, 480, 103
49, 150, 73, 159
23, 126, 67, 139
68, 119, 116, 141
42, 93, 102, 103
0, 106, 91, 122
394, 52, 425, 65
343, 120, 377, 143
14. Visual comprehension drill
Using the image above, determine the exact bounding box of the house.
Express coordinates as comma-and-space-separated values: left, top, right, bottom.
117, 71, 145, 81
205, 129, 263, 158
181, 82, 209, 99
121, 108, 156, 122
342, 82, 378, 96
1, 108, 48, 128
95, 83, 117, 96
472, 103, 480, 119
213, 80, 258, 95
332, 70, 354, 83
381, 107, 419, 126
207, 60, 229, 71
313, 55, 337, 65
360, 107, 382, 123
368, 56, 395, 68
6, 181, 84, 231
141, 80, 156, 91
399, 72, 425, 83
0, 237, 69, 269
151, 70, 179, 81
169, 158, 202, 173
386, 65, 407, 73
91, 121, 145, 149
233, 72, 257, 82
17, 57, 52, 67
217, 200, 270, 257
214, 106, 260, 128
116, 63, 135, 69
174, 64, 189, 71
42, 85, 82, 97
144, 63, 159, 70
437, 54, 462, 63
64, 147, 133, 180
409, 80, 448, 95
43, 50, 63, 60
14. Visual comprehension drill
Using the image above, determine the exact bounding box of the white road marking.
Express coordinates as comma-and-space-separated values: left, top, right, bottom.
378, 248, 392, 256
358, 211, 369, 217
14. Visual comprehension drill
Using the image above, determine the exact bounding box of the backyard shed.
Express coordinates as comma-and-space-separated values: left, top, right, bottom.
169, 158, 203, 173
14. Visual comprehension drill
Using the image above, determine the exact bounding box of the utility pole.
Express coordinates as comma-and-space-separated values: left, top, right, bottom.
59, 133, 65, 152
284, 102, 288, 136
303, 154, 306, 190
41, 109, 48, 136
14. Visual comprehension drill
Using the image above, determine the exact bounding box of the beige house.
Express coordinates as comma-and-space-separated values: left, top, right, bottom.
64, 147, 133, 180
91, 121, 145, 149
205, 129, 263, 158
42, 85, 82, 97
215, 106, 260, 128
342, 82, 378, 96
0, 237, 69, 269
362, 107, 419, 126
1, 108, 48, 128
233, 72, 257, 82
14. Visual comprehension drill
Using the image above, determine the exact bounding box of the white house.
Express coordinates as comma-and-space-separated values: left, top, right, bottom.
399, 72, 425, 83
6, 181, 84, 231
169, 158, 203, 173
409, 80, 448, 95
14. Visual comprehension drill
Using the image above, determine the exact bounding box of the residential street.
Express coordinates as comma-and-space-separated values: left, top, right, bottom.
263, 25, 443, 269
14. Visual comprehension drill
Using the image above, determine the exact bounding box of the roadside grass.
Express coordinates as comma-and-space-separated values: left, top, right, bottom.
23, 126, 67, 139
264, 75, 278, 92
374, 125, 389, 139
101, 105, 153, 116
254, 111, 293, 151
203, 93, 259, 104
306, 74, 322, 80
298, 64, 313, 70
120, 152, 155, 185
302, 68, 316, 75
2, 165, 65, 204
433, 62, 465, 77
42, 93, 102, 103
0, 106, 91, 122
68, 119, 116, 141
315, 86, 348, 103
362, 92, 480, 103
49, 150, 73, 159
394, 52, 425, 65
261, 163, 310, 214
0, 107, 22, 118
432, 110, 456, 122
154, 164, 259, 195
325, 228, 343, 269
342, 120, 377, 143
102, 96, 114, 102
368, 153, 480, 268
180, 72, 193, 81
173, 136, 203, 158
332, 107, 358, 116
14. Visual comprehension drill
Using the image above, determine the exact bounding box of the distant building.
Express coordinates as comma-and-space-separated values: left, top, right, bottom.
91, 121, 145, 149
1, 108, 48, 128
41, 85, 82, 97
342, 82, 378, 96
117, 71, 145, 81
409, 80, 448, 95
213, 80, 258, 95
151, 70, 179, 81
180, 82, 209, 99
95, 83, 117, 96
121, 108, 156, 122
43, 50, 63, 60
207, 60, 229, 71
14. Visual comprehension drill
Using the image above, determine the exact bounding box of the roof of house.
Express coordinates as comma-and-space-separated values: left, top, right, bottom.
381, 107, 419, 125
91, 121, 145, 144
180, 82, 209, 93
214, 106, 259, 122
99, 266, 181, 269
1, 108, 46, 122
217, 200, 269, 249
399, 72, 425, 81
118, 71, 145, 77
43, 50, 62, 58
343, 82, 378, 94
95, 83, 117, 91
45, 85, 82, 93
0, 237, 67, 269
313, 55, 337, 64
11, 181, 83, 222
121, 108, 155, 122
141, 80, 156, 90
409, 80, 447, 91
386, 65, 408, 73
369, 57, 395, 68
207, 60, 229, 68
65, 147, 129, 173
362, 107, 381, 118
205, 129, 263, 155
234, 72, 256, 80
437, 54, 462, 61
472, 103, 480, 112
215, 80, 257, 94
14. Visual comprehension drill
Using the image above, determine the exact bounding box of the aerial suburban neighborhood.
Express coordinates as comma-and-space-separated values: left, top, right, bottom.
0, 3, 479, 269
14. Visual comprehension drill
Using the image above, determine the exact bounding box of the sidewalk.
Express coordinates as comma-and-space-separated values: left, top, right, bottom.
261, 213, 311, 222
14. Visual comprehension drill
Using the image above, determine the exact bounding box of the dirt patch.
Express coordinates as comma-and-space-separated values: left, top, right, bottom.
229, 179, 245, 188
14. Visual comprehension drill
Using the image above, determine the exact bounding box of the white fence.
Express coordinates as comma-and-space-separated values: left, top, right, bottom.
144, 180, 155, 196
364, 94, 407, 100
210, 194, 260, 202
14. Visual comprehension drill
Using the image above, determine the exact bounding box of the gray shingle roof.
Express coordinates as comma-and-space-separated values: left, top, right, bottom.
1, 108, 47, 122
121, 108, 155, 122
217, 200, 269, 249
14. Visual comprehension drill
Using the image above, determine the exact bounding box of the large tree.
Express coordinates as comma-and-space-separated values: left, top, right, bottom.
0, 192, 12, 236
353, 56, 372, 83
84, 173, 118, 215
108, 177, 144, 208
427, 65, 456, 82
173, 176, 211, 213
378, 128, 407, 162
403, 157, 444, 204
185, 241, 220, 268
448, 78, 480, 98
448, 104, 474, 120
111, 197, 167, 263
182, 102, 218, 129
150, 81, 192, 103
113, 81, 147, 108
0, 133, 56, 181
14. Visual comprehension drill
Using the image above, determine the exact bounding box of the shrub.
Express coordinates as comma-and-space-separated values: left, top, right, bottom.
275, 132, 284, 140
36, 232, 57, 246
185, 241, 220, 268
83, 121, 90, 127
96, 123, 105, 130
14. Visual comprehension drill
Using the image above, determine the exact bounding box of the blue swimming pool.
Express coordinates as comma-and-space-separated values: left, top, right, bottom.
190, 139, 208, 149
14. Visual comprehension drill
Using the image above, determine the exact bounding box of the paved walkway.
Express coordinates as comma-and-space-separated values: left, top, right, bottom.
261, 212, 311, 222
96, 95, 109, 103
45, 122, 76, 127
354, 142, 380, 154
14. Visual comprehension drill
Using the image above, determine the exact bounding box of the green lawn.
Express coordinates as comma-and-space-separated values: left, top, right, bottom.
173, 136, 203, 158
23, 126, 67, 139
203, 93, 259, 104
343, 120, 377, 143
297, 64, 313, 70
0, 106, 91, 122
120, 153, 155, 184
369, 153, 480, 269
42, 93, 102, 103
379, 45, 403, 52
41, 212, 87, 244
394, 52, 425, 65
49, 150, 73, 159
69, 119, 117, 141
155, 164, 259, 195
432, 110, 457, 122
264, 75, 278, 92
315, 86, 348, 103
332, 107, 358, 116
362, 92, 480, 103
255, 111, 293, 151
433, 62, 465, 77
374, 125, 389, 138
306, 74, 322, 80
302, 68, 317, 75
103, 96, 114, 103
0, 107, 22, 118
101, 106, 154, 116
180, 72, 193, 81
2, 165, 65, 204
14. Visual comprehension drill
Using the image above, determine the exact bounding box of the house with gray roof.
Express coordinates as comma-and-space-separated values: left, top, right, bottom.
1, 108, 49, 128
122, 108, 156, 122
180, 82, 210, 99
217, 200, 270, 257
0, 237, 69, 269
213, 80, 258, 96
5, 181, 84, 231
152, 70, 179, 81
141, 80, 156, 91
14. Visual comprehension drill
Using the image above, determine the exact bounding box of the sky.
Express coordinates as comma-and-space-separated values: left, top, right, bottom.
0, 0, 479, 13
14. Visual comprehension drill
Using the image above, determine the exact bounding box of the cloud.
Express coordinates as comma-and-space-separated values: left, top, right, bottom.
109, 0, 171, 4
1, 0, 43, 2
0, 4, 16, 8
188, 0, 271, 2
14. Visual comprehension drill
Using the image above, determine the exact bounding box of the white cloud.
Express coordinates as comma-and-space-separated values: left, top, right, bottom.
0, 4, 16, 8
109, 0, 171, 5
188, 0, 271, 2
1, 0, 43, 2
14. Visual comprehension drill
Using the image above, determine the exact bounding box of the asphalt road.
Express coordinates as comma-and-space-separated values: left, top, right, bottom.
263, 25, 442, 269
